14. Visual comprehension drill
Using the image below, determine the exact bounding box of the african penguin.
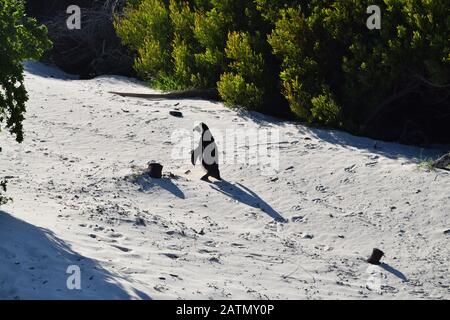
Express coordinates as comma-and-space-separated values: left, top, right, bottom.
191, 122, 222, 182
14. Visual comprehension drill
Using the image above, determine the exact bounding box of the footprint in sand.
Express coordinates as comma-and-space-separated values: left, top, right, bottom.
204, 240, 217, 247
108, 232, 124, 239
315, 185, 328, 193
365, 161, 378, 167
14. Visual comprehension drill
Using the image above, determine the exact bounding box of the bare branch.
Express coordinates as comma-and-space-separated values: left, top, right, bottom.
414, 74, 450, 89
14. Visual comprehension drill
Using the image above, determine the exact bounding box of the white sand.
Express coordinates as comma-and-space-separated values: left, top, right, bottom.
0, 62, 448, 300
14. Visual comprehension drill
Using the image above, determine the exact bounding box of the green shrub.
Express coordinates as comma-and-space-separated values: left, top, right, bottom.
268, 0, 449, 132
115, 0, 449, 142
217, 31, 265, 109
115, 0, 279, 110
311, 89, 342, 127
218, 72, 263, 109
268, 2, 345, 124
0, 0, 51, 204
114, 0, 173, 87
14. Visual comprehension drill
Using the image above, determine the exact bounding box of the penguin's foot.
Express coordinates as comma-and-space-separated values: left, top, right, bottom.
209, 170, 222, 181
200, 174, 211, 182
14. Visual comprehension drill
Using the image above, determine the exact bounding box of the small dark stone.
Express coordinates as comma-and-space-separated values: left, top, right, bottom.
135, 217, 146, 226
169, 111, 183, 118
367, 248, 384, 265
148, 162, 163, 179
162, 253, 180, 260
209, 257, 221, 264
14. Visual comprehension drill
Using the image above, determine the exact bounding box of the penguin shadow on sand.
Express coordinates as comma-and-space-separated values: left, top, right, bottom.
210, 180, 287, 223
0, 211, 151, 299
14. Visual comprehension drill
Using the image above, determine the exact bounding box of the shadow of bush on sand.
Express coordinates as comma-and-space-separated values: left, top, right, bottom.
303, 126, 446, 162
228, 109, 447, 162
0, 211, 151, 300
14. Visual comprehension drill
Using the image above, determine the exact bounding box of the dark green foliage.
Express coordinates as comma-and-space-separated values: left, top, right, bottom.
0, 0, 52, 204
269, 0, 449, 141
115, 0, 449, 143
218, 31, 265, 109
115, 0, 284, 112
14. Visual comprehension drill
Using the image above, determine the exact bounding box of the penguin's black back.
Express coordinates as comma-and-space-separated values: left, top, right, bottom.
199, 123, 220, 179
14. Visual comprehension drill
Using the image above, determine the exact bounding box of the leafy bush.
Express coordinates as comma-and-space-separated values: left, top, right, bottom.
115, 0, 174, 87
115, 0, 282, 111
218, 72, 263, 109
268, 0, 449, 138
0, 0, 51, 204
115, 0, 449, 143
311, 89, 342, 127
218, 31, 265, 109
